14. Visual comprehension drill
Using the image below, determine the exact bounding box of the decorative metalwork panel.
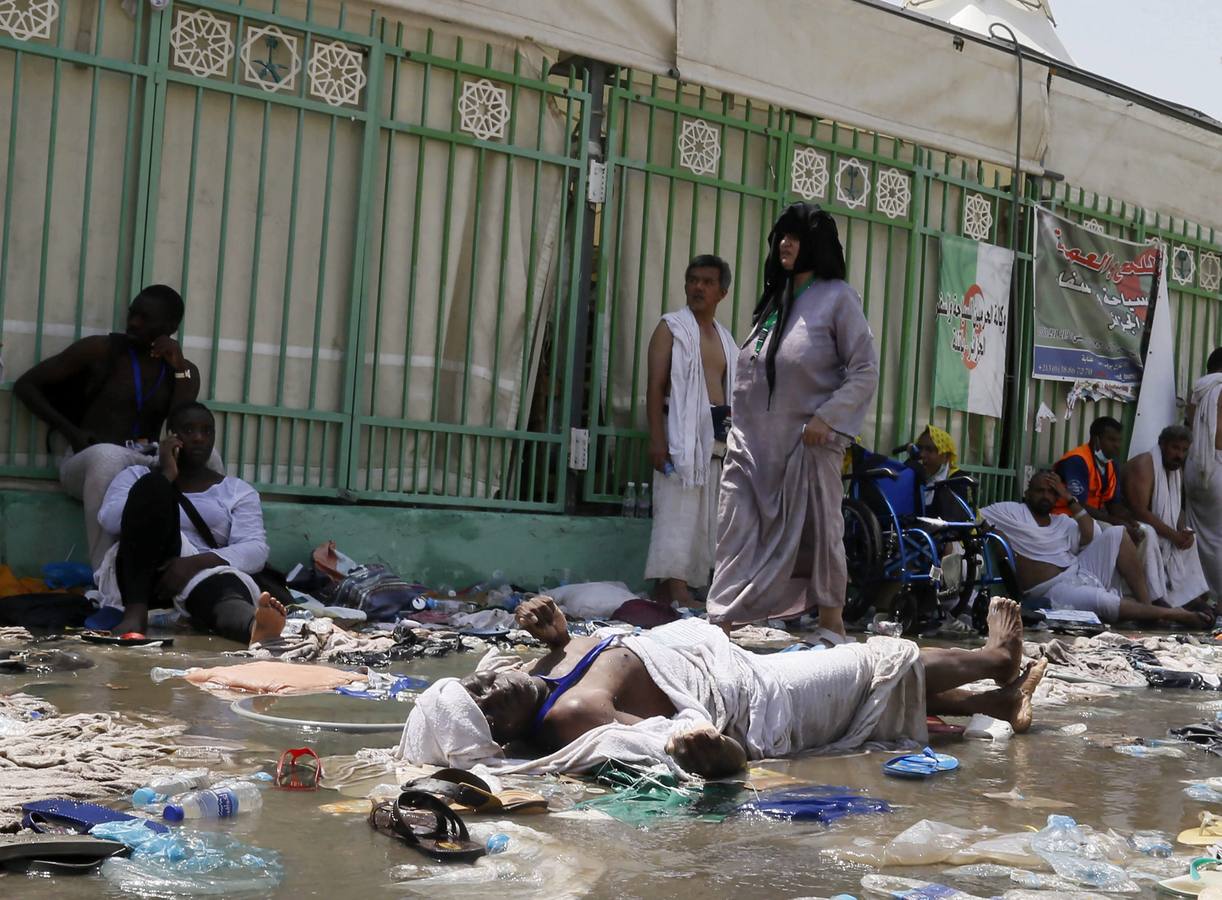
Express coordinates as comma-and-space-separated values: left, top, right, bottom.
240, 24, 300, 94
835, 157, 870, 209
170, 8, 233, 79
875, 167, 910, 219
791, 146, 828, 201
1200, 253, 1221, 293
962, 193, 993, 241
307, 39, 366, 107
457, 78, 509, 141
1171, 244, 1196, 285
0, 0, 57, 41
677, 118, 721, 176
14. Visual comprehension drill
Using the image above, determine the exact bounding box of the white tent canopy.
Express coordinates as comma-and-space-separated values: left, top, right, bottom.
395, 0, 1222, 232
904, 0, 1074, 63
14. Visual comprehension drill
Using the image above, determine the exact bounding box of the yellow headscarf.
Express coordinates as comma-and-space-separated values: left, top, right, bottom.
924, 425, 958, 469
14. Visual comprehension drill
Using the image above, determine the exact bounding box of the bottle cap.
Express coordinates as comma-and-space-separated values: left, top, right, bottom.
132, 788, 158, 806
163, 804, 185, 822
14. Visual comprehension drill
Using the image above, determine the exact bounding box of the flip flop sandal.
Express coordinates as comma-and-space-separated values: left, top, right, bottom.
1158, 858, 1222, 896
1180, 813, 1222, 847
0, 834, 129, 874
80, 631, 173, 647
21, 799, 169, 835
406, 769, 503, 814
883, 747, 960, 779
367, 790, 486, 862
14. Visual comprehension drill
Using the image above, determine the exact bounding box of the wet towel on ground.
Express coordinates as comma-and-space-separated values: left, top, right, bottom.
182, 660, 366, 696
397, 619, 925, 776
1152, 456, 1210, 607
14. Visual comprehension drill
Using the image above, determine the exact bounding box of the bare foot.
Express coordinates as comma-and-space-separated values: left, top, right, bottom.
1168, 606, 1216, 630
1000, 658, 1047, 734
112, 603, 149, 637
983, 597, 1024, 685
249, 592, 287, 646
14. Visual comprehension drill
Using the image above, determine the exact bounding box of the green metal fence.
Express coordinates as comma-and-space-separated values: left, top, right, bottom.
1, 5, 1219, 513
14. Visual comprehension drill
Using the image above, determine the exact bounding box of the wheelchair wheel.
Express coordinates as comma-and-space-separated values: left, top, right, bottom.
842, 498, 883, 622
972, 538, 1024, 633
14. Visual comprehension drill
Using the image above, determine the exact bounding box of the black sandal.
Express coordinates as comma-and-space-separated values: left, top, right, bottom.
367, 790, 486, 862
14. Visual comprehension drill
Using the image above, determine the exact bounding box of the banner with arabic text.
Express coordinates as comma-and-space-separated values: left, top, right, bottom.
933, 235, 1014, 419
1033, 209, 1160, 385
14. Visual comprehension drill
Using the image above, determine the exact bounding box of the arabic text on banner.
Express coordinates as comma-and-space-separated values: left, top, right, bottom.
1032, 209, 1160, 386
933, 234, 1014, 419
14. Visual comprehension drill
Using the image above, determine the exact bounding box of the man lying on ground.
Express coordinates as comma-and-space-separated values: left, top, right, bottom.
983, 470, 1213, 628
14, 285, 209, 569
93, 402, 286, 645
1124, 425, 1212, 611
399, 595, 1045, 779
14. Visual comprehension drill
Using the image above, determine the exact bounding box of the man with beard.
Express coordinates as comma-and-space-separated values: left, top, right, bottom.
14, 285, 207, 568
983, 470, 1212, 627
1124, 425, 1212, 610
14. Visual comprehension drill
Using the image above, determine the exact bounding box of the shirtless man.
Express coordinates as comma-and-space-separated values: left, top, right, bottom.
1125, 426, 1211, 609
984, 471, 1212, 627
14, 285, 201, 568
643, 255, 737, 606
459, 595, 1046, 778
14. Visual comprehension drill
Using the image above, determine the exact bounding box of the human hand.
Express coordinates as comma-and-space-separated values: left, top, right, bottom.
69, 428, 98, 454
156, 557, 201, 599
158, 434, 182, 482
1175, 528, 1195, 550
1126, 524, 1145, 546
649, 439, 671, 474
515, 595, 569, 647
801, 415, 832, 447
150, 335, 187, 372
665, 723, 747, 778
1038, 471, 1071, 501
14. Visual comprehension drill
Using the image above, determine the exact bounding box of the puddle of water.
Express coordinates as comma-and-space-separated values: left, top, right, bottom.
5, 632, 1219, 899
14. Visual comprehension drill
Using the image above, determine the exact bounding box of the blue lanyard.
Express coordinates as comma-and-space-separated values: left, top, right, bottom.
128, 346, 167, 438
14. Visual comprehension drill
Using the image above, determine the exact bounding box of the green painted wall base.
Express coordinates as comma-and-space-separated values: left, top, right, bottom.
0, 488, 652, 590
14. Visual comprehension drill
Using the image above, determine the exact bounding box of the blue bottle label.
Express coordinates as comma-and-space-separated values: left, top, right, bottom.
215, 790, 236, 817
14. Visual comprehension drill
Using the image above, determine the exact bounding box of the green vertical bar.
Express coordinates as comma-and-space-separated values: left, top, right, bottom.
303, 116, 338, 479
0, 53, 22, 342
893, 157, 927, 449
177, 88, 203, 311
33, 54, 63, 364
272, 107, 305, 485
130, 4, 168, 290
74, 64, 102, 339
339, 34, 383, 495
207, 94, 239, 402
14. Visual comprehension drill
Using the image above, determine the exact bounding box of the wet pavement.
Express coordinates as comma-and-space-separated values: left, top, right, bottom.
5, 628, 1221, 899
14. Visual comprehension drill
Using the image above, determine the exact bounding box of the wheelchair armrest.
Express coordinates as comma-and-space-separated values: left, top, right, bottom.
865, 466, 900, 480
944, 474, 978, 489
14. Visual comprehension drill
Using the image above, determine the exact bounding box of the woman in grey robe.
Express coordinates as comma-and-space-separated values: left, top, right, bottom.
707, 203, 878, 639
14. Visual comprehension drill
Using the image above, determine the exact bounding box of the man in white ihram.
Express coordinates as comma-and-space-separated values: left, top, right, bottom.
643, 255, 738, 607
1186, 347, 1222, 600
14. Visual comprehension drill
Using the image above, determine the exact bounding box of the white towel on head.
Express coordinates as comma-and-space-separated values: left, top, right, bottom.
398, 678, 501, 769
662, 307, 736, 488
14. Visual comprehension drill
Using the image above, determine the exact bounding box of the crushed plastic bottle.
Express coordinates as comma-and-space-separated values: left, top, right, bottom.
164, 782, 263, 822
1028, 815, 1137, 892
1129, 830, 1172, 857
1114, 743, 1186, 759
1186, 783, 1222, 803
149, 667, 190, 684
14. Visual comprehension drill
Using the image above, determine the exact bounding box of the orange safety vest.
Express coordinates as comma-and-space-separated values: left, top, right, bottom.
1052, 443, 1116, 515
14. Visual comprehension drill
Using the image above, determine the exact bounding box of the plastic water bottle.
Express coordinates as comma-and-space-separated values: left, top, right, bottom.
424, 598, 479, 614
132, 772, 210, 807
621, 482, 637, 517
163, 783, 263, 821
636, 483, 652, 518
149, 667, 190, 684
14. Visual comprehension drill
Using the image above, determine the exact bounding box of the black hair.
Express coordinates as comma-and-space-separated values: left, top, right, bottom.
1158, 424, 1192, 445
168, 401, 213, 432
751, 203, 847, 404
1089, 416, 1123, 439
1207, 347, 1222, 374
685, 254, 732, 292
134, 284, 184, 330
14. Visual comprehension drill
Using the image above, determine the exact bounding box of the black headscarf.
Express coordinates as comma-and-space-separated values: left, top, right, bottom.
751, 202, 847, 404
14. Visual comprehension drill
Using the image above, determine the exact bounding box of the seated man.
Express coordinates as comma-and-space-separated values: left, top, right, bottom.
983, 471, 1212, 628
93, 402, 285, 645
1124, 425, 1211, 609
1053, 415, 1163, 604
399, 595, 1047, 778
14, 285, 204, 569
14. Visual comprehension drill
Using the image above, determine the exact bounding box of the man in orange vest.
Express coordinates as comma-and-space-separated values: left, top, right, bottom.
1053, 415, 1163, 603
1052, 417, 1123, 522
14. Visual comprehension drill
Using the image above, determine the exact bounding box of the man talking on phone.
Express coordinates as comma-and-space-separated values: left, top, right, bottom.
14, 286, 216, 568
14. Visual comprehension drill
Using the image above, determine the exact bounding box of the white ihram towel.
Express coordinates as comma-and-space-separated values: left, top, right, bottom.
396, 620, 925, 777
1186, 373, 1222, 599
1152, 458, 1209, 607
662, 307, 736, 488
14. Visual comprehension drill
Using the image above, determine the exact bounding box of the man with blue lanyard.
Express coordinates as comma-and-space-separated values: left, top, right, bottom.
16, 285, 205, 569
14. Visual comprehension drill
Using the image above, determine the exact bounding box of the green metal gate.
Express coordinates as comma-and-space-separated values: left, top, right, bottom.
0, 0, 592, 511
